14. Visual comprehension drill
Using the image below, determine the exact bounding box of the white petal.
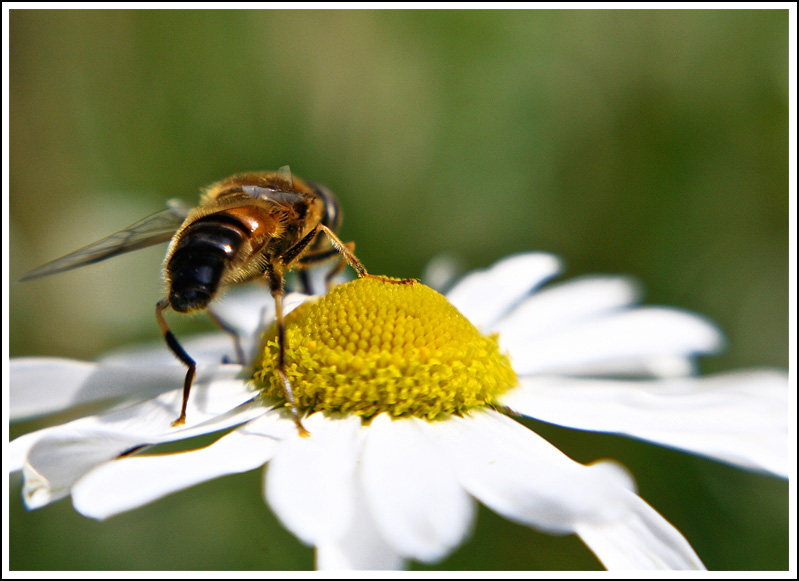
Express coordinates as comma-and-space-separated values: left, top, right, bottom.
491, 275, 641, 341
360, 414, 475, 563
212, 287, 310, 337
431, 409, 636, 534
502, 370, 789, 477
9, 429, 53, 473
43, 366, 260, 441
13, 369, 264, 509
575, 492, 705, 570
235, 408, 301, 438
72, 428, 278, 520
10, 357, 183, 420
420, 252, 465, 293
432, 410, 704, 570
265, 413, 364, 545
212, 285, 275, 336
315, 488, 406, 570
446, 253, 561, 330
549, 354, 697, 379
99, 333, 247, 368
11, 358, 96, 419
21, 426, 149, 508
505, 307, 724, 376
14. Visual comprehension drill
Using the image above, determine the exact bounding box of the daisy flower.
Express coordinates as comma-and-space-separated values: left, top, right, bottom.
9, 252, 788, 570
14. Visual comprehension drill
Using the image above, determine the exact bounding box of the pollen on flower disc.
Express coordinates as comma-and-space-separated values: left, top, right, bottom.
253, 277, 517, 419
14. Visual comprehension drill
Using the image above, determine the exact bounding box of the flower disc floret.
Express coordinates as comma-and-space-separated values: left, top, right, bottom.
253, 277, 517, 419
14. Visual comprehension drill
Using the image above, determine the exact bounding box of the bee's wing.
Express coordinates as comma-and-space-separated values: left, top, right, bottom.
240, 166, 304, 207
20, 199, 191, 281
273, 165, 295, 191
241, 185, 307, 207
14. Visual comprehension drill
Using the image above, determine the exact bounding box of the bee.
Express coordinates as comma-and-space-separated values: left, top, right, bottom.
21, 166, 402, 434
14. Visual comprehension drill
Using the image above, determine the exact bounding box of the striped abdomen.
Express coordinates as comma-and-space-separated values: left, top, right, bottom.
167, 214, 248, 313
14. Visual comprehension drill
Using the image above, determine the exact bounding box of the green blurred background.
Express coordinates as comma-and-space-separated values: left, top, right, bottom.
9, 9, 788, 571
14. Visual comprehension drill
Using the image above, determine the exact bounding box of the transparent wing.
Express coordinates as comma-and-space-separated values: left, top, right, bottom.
274, 165, 295, 191
20, 199, 191, 281
241, 185, 307, 206
240, 167, 311, 207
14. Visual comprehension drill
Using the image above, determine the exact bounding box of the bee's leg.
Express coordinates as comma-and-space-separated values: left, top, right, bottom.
282, 227, 328, 294
296, 269, 314, 295
281, 225, 326, 268
297, 245, 346, 266
207, 309, 245, 364
317, 225, 417, 286
297, 242, 354, 291
312, 225, 366, 277
264, 263, 310, 437
156, 299, 196, 427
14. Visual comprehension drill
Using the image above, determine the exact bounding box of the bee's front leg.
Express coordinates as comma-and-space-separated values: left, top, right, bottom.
156, 299, 196, 427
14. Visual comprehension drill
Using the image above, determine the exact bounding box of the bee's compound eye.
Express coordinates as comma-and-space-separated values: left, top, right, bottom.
323, 194, 341, 232
312, 183, 341, 233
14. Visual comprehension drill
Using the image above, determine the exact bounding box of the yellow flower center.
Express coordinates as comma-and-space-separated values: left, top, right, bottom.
252, 277, 517, 419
